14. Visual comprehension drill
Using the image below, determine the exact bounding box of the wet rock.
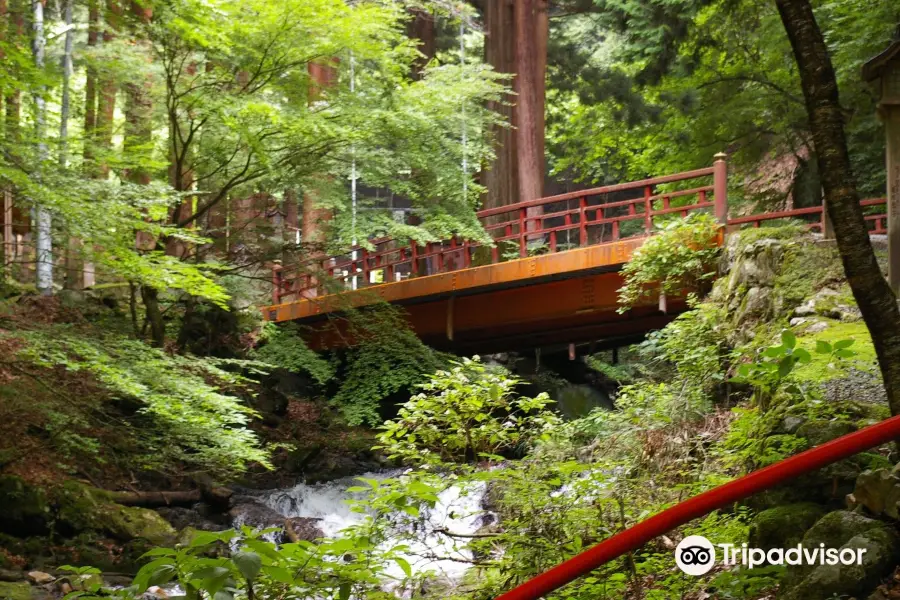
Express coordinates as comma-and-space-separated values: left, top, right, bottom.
24, 573, 52, 586
284, 517, 324, 542
228, 500, 286, 530
749, 503, 827, 551
782, 416, 806, 434
155, 507, 223, 532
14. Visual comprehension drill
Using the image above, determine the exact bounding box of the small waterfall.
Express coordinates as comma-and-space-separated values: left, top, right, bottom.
233, 470, 492, 588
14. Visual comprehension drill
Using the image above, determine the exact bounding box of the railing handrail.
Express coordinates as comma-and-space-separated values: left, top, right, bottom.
494, 414, 900, 600
475, 166, 717, 219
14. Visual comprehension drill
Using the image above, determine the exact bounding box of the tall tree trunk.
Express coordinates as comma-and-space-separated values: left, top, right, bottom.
300, 61, 337, 297
0, 0, 9, 275
83, 0, 98, 169
32, 0, 52, 295
125, 0, 154, 252
407, 8, 435, 79
59, 0, 83, 291
775, 0, 900, 417
141, 285, 165, 347
482, 0, 518, 215
514, 0, 547, 234
95, 0, 121, 180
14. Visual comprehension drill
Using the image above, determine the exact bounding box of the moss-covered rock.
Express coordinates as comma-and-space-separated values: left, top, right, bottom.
749, 503, 827, 551
781, 525, 900, 600
0, 581, 34, 600
0, 476, 50, 536
795, 420, 856, 447
52, 482, 175, 545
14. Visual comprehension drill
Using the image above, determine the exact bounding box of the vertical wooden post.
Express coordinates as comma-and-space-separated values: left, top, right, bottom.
446, 295, 455, 341
713, 152, 728, 225
579, 197, 587, 246
821, 207, 835, 239
643, 186, 652, 234
887, 104, 900, 294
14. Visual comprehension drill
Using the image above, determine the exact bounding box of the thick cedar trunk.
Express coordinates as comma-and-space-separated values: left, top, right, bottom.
407, 8, 436, 79
776, 0, 900, 417
514, 0, 547, 234
482, 0, 547, 221
482, 0, 517, 215
96, 0, 122, 180
125, 0, 154, 252
0, 0, 8, 273
300, 62, 337, 296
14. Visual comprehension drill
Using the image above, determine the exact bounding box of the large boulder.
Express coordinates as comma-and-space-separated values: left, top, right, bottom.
748, 503, 827, 551
780, 511, 900, 600
52, 482, 176, 545
852, 469, 900, 520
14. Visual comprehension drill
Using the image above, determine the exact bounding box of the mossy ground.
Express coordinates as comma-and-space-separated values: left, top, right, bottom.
792, 320, 879, 382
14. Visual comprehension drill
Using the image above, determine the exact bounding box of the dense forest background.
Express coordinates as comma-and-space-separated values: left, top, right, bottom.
2, 1, 900, 600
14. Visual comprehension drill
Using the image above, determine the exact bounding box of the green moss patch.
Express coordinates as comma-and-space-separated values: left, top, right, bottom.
792, 320, 878, 383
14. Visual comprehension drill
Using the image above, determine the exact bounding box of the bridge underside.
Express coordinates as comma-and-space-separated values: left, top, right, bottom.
265, 238, 686, 354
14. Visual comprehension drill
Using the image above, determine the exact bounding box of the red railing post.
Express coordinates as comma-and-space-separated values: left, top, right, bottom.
578, 197, 587, 247
519, 208, 527, 258
410, 242, 418, 276
271, 265, 282, 304
643, 186, 653, 234
713, 152, 728, 225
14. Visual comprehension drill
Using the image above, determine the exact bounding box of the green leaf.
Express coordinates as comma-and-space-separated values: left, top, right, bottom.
834, 339, 855, 350
762, 345, 784, 358
395, 557, 412, 577
835, 348, 856, 358
793, 348, 811, 364
781, 330, 797, 349
232, 551, 262, 582
816, 340, 833, 354
339, 582, 352, 600
778, 356, 794, 377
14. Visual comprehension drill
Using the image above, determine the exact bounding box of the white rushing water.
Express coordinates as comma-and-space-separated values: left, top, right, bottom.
252, 471, 492, 586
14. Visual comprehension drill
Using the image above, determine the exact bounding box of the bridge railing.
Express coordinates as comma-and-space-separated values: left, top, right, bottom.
271, 161, 727, 304
728, 197, 887, 233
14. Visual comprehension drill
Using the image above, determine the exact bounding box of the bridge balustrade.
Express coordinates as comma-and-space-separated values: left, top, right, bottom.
270, 157, 888, 305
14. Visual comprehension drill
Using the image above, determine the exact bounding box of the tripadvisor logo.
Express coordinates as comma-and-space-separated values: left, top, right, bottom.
675, 535, 869, 576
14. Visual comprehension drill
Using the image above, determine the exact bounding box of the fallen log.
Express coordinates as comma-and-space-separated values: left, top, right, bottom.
106, 490, 201, 507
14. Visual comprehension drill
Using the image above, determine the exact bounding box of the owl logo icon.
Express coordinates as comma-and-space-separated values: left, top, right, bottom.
675, 535, 716, 575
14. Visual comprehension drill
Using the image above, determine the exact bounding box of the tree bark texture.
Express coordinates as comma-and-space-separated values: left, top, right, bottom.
407, 8, 435, 79
776, 0, 900, 417
482, 0, 548, 223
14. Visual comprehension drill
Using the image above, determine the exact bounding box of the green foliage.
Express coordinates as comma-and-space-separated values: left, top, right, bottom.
731, 329, 855, 411
9, 327, 270, 478
376, 356, 560, 466
331, 304, 447, 426
252, 323, 334, 386
617, 214, 721, 312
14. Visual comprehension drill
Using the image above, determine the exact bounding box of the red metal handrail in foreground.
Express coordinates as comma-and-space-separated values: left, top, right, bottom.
494, 414, 900, 600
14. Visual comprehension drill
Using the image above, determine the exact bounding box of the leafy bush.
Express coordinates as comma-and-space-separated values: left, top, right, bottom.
331, 305, 447, 426
11, 328, 270, 478
376, 356, 561, 465
617, 213, 721, 311
252, 323, 334, 385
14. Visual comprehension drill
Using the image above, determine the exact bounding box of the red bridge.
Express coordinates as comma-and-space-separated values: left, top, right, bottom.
263, 156, 886, 353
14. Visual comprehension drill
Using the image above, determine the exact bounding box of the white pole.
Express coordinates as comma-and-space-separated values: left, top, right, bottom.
350, 52, 359, 290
